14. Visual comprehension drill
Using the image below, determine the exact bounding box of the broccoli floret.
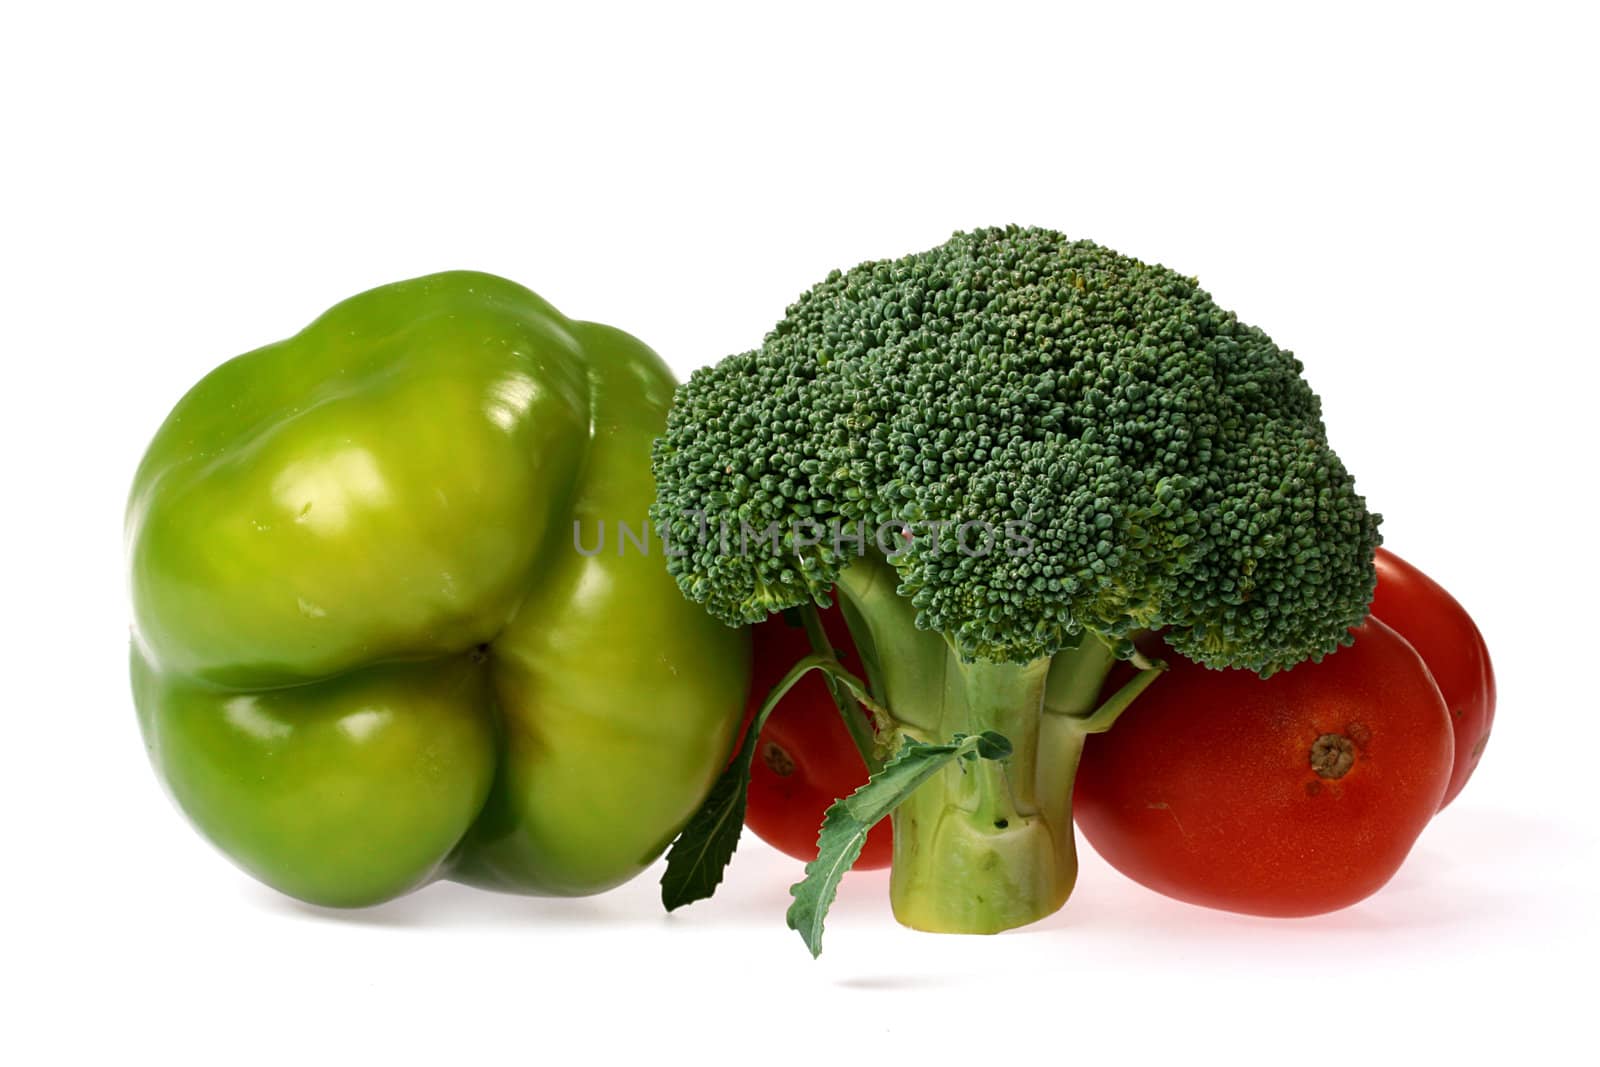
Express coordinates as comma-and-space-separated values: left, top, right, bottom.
651, 226, 1380, 936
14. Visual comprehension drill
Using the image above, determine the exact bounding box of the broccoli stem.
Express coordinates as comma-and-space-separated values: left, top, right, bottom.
889, 655, 1073, 934
834, 555, 1123, 934
796, 602, 884, 774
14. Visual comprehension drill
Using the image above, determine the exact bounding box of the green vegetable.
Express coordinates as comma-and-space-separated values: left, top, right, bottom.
660, 646, 881, 911
128, 271, 749, 908
652, 227, 1380, 938
788, 731, 1012, 957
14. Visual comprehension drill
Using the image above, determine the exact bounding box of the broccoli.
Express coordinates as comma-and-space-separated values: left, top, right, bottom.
651, 226, 1380, 937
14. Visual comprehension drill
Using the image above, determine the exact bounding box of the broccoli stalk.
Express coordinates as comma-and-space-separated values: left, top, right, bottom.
653, 227, 1380, 940
836, 552, 1160, 932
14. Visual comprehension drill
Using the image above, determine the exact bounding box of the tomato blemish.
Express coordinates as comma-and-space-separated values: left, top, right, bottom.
1310, 734, 1357, 779
760, 742, 797, 777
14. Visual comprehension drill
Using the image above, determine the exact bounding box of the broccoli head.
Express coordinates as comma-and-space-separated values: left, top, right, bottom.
652, 225, 1379, 676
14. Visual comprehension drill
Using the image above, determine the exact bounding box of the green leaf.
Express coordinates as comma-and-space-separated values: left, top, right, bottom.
659, 755, 751, 911
785, 730, 1012, 957
660, 652, 876, 912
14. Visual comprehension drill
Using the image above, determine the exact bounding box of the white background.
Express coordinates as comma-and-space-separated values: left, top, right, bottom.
4, 1, 1595, 1063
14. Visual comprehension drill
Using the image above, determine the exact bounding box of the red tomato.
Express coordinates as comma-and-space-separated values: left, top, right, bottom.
742, 606, 892, 869
1073, 620, 1453, 917
1370, 547, 1495, 808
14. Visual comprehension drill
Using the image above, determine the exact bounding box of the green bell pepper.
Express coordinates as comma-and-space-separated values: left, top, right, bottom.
127, 272, 748, 907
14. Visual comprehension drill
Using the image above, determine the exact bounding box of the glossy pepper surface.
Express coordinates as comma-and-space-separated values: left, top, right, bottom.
128, 272, 749, 907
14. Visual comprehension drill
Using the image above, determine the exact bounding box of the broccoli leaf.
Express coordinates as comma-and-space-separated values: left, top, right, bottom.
659, 748, 751, 911
786, 730, 1012, 957
661, 652, 875, 911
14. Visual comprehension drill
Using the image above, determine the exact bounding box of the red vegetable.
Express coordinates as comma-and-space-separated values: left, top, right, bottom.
1073, 620, 1453, 917
1370, 547, 1495, 808
742, 607, 892, 869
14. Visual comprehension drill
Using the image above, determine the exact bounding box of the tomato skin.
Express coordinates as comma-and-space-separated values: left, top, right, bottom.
1370, 547, 1495, 809
742, 606, 892, 869
1073, 619, 1452, 917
